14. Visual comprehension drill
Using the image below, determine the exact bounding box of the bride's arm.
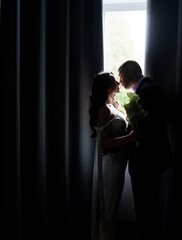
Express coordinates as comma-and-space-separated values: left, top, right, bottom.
98, 105, 136, 150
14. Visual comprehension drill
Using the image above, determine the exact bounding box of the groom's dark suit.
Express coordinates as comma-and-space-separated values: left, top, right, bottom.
128, 77, 172, 240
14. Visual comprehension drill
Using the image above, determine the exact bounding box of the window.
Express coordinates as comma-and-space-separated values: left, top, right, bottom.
103, 0, 147, 106
102, 0, 148, 223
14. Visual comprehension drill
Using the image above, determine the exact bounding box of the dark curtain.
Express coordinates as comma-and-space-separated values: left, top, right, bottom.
3, 0, 182, 240
2, 0, 103, 240
145, 0, 182, 238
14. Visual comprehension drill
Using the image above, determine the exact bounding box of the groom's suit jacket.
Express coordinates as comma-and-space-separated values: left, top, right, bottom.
128, 77, 173, 176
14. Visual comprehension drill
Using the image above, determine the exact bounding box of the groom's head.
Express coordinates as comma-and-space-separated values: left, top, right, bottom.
118, 60, 143, 89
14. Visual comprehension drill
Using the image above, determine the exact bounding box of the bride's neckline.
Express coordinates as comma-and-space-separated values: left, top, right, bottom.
106, 103, 125, 117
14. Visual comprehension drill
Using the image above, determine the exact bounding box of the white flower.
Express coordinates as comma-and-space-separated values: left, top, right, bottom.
123, 92, 148, 129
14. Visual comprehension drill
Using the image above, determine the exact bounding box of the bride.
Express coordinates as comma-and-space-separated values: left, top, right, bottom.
89, 72, 137, 240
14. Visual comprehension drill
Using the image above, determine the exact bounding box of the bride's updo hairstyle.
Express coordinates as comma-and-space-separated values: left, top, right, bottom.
89, 72, 119, 138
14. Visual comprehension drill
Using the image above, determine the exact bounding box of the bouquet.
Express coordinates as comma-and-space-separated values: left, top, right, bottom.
123, 92, 148, 146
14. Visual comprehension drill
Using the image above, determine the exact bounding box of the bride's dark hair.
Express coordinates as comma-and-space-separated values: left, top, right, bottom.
89, 72, 120, 138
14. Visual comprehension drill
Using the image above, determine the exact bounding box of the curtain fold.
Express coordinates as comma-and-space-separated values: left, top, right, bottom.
2, 0, 103, 239
145, 0, 182, 238
2, 1, 22, 239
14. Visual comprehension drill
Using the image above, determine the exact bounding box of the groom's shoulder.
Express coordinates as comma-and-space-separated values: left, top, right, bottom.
138, 77, 160, 92
137, 77, 164, 104
140, 77, 153, 88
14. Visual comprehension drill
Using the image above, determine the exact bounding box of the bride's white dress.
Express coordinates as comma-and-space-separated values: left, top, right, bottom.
92, 105, 129, 240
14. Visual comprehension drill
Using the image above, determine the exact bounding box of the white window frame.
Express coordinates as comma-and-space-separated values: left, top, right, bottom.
103, 1, 147, 12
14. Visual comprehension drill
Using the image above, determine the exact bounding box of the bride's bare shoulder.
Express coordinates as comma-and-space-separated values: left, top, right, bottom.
98, 105, 112, 126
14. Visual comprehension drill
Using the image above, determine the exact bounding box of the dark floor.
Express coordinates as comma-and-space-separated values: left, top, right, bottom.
115, 221, 137, 240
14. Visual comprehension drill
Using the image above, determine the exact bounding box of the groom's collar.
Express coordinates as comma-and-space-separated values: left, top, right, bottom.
132, 76, 145, 92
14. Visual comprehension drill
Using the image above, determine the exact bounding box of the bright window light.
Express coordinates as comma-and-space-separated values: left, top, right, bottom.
102, 1, 148, 222
103, 0, 147, 106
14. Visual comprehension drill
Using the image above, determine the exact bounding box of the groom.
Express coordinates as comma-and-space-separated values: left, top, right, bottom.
118, 60, 172, 240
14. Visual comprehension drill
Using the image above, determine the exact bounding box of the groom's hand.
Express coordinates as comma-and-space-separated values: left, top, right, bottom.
129, 130, 137, 143
126, 123, 133, 134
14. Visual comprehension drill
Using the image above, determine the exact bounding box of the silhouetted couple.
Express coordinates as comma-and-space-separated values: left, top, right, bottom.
89, 60, 172, 240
